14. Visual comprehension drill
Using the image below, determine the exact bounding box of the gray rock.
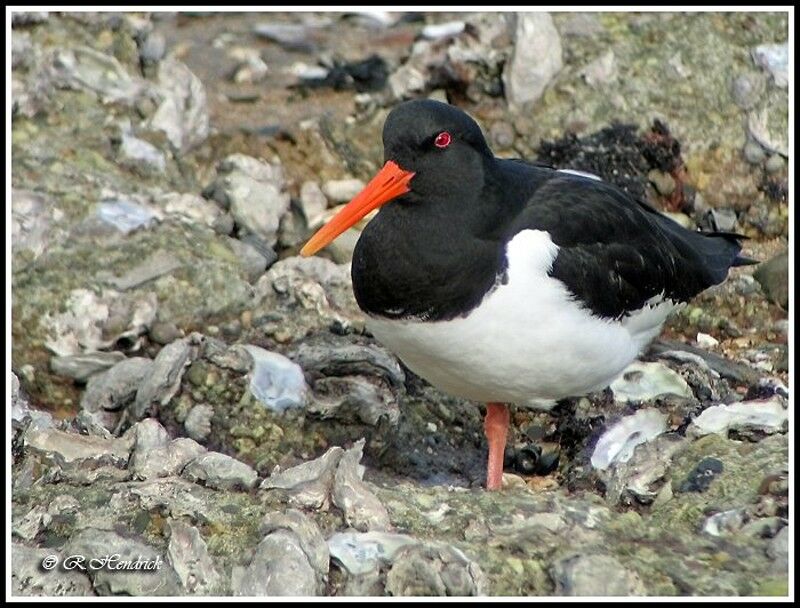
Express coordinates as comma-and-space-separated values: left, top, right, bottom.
13, 504, 48, 541
64, 528, 180, 596
201, 337, 253, 373
766, 526, 788, 573
241, 345, 308, 412
765, 153, 785, 174
129, 334, 202, 424
703, 208, 738, 232
166, 520, 222, 594
50, 351, 126, 383
148, 58, 209, 151
24, 426, 131, 467
128, 419, 206, 479
299, 180, 329, 229
421, 21, 466, 40
139, 31, 167, 66
489, 121, 515, 149
212, 154, 290, 247
253, 23, 315, 51
48, 46, 147, 104
327, 530, 418, 576
232, 530, 319, 596
260, 445, 345, 508
503, 13, 562, 106
95, 199, 158, 234
230, 48, 269, 84
385, 544, 485, 596
751, 42, 788, 88
80, 357, 153, 432
12, 544, 94, 596
227, 237, 268, 283
731, 72, 766, 110
12, 189, 68, 263
591, 409, 668, 471
118, 132, 166, 174
687, 396, 788, 438
184, 404, 214, 442
260, 509, 330, 581
754, 251, 788, 309
149, 321, 184, 345
610, 361, 693, 403
743, 140, 767, 164
332, 439, 391, 532
579, 50, 617, 87
322, 178, 366, 203
158, 192, 222, 229
108, 250, 183, 290
551, 554, 646, 595
182, 451, 258, 490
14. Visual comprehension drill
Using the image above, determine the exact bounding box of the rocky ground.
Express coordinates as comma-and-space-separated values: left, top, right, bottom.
10, 11, 790, 597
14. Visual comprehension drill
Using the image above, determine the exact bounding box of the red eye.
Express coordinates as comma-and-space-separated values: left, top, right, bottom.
434, 131, 452, 148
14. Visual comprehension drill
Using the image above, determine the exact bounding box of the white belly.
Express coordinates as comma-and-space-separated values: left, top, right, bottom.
367, 230, 675, 408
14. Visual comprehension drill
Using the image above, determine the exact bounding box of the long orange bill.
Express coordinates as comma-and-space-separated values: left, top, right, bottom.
300, 160, 415, 257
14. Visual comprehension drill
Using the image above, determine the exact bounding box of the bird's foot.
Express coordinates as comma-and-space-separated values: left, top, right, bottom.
484, 402, 510, 491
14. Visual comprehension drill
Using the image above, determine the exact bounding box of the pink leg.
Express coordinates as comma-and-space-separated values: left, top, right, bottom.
484, 402, 510, 490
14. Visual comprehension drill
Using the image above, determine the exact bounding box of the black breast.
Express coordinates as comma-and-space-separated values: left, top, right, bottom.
351, 201, 508, 321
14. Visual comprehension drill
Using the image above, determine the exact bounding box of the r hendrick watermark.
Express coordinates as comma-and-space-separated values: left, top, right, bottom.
41, 554, 163, 572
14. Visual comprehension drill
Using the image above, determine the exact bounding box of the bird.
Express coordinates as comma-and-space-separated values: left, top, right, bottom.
300, 99, 752, 491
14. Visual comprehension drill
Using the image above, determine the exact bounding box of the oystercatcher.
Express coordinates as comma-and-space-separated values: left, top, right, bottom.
301, 99, 751, 490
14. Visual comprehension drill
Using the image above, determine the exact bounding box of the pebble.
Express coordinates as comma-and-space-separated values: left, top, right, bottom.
731, 72, 766, 110
696, 332, 719, 349
212, 154, 290, 247
489, 121, 515, 149
182, 451, 259, 491
241, 345, 308, 412
385, 543, 485, 596
703, 208, 738, 233
149, 321, 183, 345
421, 21, 465, 40
503, 13, 563, 106
299, 181, 329, 228
579, 50, 617, 87
328, 530, 418, 576
184, 403, 214, 442
148, 58, 210, 152
139, 31, 166, 66
322, 178, 366, 203
227, 237, 269, 283
743, 140, 766, 164
95, 199, 158, 234
253, 23, 316, 52
765, 154, 785, 174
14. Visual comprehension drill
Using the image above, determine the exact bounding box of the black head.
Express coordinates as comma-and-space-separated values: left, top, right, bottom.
382, 100, 493, 201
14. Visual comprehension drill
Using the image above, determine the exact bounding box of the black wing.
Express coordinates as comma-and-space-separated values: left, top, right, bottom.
507, 173, 745, 319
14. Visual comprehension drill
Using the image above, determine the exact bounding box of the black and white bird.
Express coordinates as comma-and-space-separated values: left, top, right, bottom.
301, 99, 752, 490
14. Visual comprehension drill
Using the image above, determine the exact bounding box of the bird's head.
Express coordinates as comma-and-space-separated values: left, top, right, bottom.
300, 99, 492, 256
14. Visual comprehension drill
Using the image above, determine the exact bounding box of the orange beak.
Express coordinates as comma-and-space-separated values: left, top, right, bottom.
300, 160, 415, 257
